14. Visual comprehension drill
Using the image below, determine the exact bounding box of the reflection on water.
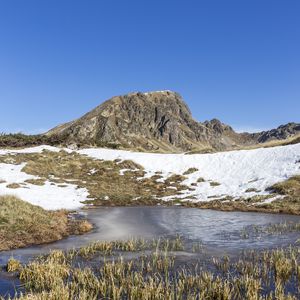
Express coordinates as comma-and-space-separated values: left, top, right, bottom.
1, 207, 300, 298
0, 272, 22, 299
1, 207, 300, 265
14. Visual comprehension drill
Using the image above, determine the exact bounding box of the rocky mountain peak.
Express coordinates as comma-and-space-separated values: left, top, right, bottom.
47, 91, 300, 152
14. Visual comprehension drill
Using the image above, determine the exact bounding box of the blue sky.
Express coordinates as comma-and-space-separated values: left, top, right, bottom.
0, 0, 299, 134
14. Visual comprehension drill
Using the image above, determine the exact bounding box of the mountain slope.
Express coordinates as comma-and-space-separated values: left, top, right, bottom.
46, 91, 300, 152
253, 123, 300, 143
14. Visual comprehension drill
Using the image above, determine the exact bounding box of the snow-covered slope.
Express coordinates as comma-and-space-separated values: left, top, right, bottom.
79, 144, 300, 202
0, 146, 89, 210
0, 144, 299, 209
0, 164, 88, 210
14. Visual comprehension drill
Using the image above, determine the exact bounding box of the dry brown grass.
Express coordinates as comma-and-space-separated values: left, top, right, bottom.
24, 178, 46, 186
187, 177, 300, 215
0, 150, 188, 206
5, 240, 300, 300
6, 183, 22, 189
245, 188, 260, 193
271, 175, 300, 196
6, 257, 22, 272
183, 167, 199, 175
0, 149, 299, 214
185, 134, 300, 155
236, 134, 300, 151
0, 195, 92, 251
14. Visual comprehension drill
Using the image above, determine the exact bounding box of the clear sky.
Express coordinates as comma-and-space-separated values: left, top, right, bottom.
0, 0, 299, 134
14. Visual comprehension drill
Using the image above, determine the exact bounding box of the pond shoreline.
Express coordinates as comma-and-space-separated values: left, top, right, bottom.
2, 206, 300, 260
84, 200, 300, 216
1, 202, 300, 254
2, 206, 300, 299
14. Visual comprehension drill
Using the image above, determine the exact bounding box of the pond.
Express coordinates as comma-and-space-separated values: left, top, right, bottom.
1, 207, 300, 298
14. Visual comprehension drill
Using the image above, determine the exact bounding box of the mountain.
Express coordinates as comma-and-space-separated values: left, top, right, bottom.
46, 91, 300, 152
252, 123, 300, 143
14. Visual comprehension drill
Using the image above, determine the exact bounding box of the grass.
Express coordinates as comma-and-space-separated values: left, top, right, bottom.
197, 177, 205, 183
0, 150, 189, 206
24, 178, 46, 186
6, 258, 22, 272
0, 148, 299, 214
184, 147, 214, 154
239, 221, 300, 239
0, 195, 92, 251
271, 175, 300, 196
257, 176, 300, 213
245, 188, 260, 193
0, 132, 76, 149
235, 134, 300, 151
182, 167, 199, 175
182, 176, 300, 215
0, 133, 46, 148
4, 239, 300, 299
184, 134, 300, 155
6, 183, 22, 189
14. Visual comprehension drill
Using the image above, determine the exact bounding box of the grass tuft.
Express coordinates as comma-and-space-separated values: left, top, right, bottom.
183, 167, 199, 175
0, 195, 92, 251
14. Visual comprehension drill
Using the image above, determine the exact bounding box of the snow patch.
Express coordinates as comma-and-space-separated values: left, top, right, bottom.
0, 143, 299, 209
0, 145, 62, 155
0, 162, 88, 210
79, 143, 300, 201
0, 163, 35, 184
88, 168, 98, 175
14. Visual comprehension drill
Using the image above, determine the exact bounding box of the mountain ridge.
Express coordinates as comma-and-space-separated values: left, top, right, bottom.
45, 90, 300, 152
46, 90, 300, 152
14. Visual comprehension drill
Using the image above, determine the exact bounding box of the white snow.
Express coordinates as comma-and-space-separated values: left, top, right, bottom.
119, 169, 131, 175
0, 143, 299, 209
0, 145, 62, 155
88, 168, 98, 175
79, 143, 300, 201
0, 163, 35, 184
0, 162, 88, 210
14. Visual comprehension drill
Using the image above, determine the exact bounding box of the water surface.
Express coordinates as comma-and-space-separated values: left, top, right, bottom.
2, 207, 300, 264
1, 207, 300, 298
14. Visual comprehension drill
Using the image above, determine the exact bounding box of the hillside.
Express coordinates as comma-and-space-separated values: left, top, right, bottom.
0, 143, 299, 212
46, 91, 300, 152
46, 91, 241, 152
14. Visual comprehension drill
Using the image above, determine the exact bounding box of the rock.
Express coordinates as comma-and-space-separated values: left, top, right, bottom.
46, 91, 300, 152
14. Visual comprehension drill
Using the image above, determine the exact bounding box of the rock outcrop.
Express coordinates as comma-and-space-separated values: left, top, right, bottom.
253, 123, 300, 143
46, 91, 300, 152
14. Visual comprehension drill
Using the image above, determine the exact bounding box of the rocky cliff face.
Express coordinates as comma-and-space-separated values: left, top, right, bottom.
47, 91, 300, 152
253, 123, 300, 143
